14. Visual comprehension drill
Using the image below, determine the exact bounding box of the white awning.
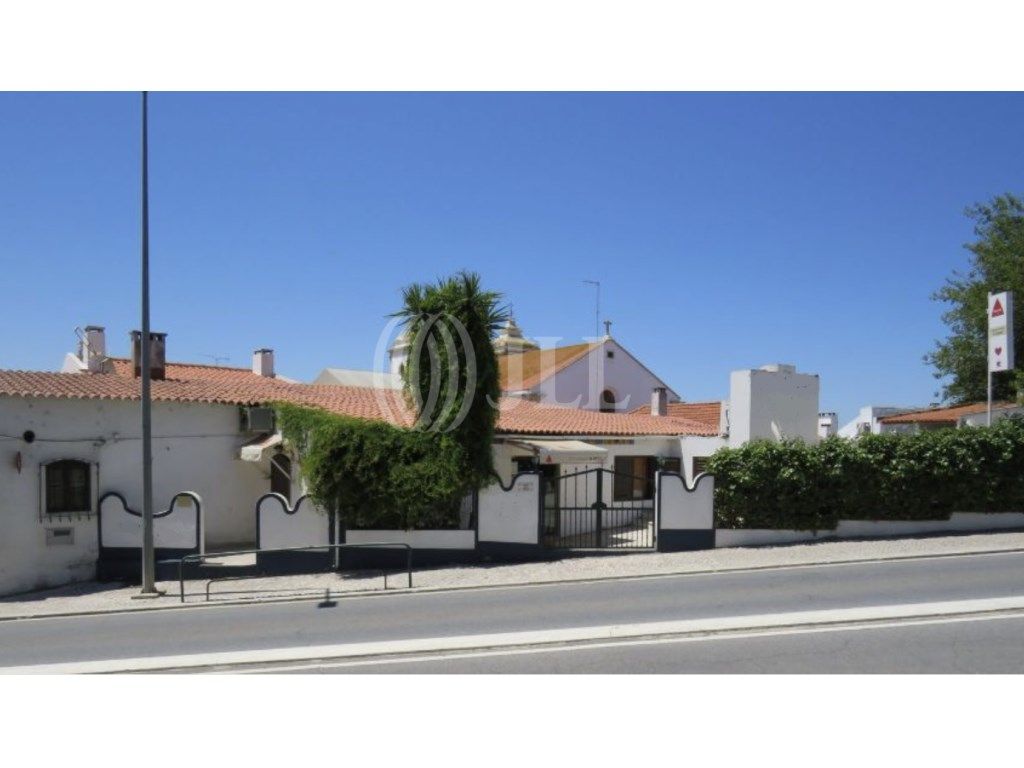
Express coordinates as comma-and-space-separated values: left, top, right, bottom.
239, 432, 283, 462
509, 439, 608, 465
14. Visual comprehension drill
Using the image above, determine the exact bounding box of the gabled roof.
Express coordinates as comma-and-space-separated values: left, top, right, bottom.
498, 342, 596, 391
0, 360, 715, 438
878, 401, 1018, 425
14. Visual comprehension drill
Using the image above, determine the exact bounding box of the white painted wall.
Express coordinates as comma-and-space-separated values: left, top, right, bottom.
100, 492, 202, 550
257, 494, 332, 550
657, 472, 714, 530
838, 405, 920, 438
478, 473, 540, 544
539, 339, 680, 411
960, 404, 1024, 427
679, 435, 726, 483
0, 395, 271, 596
728, 364, 820, 446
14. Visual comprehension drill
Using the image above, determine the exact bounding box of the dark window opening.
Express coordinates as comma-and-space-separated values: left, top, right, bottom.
661, 457, 682, 474
692, 456, 709, 478
513, 456, 538, 474
45, 460, 91, 514
600, 389, 617, 413
613, 456, 656, 501
270, 453, 292, 499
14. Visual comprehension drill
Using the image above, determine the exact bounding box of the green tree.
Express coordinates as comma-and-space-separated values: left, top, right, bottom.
392, 271, 508, 487
927, 194, 1024, 404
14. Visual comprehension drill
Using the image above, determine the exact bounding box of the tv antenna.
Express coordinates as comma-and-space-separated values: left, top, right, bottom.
200, 354, 231, 365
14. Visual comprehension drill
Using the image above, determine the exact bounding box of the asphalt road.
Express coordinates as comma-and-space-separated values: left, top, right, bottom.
278, 614, 1024, 674
2, 550, 1024, 671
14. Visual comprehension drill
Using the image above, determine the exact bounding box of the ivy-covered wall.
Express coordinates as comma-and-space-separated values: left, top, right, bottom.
276, 404, 472, 530
708, 416, 1024, 530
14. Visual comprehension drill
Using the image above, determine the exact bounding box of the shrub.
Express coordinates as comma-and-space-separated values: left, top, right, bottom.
707, 416, 1024, 529
276, 404, 470, 529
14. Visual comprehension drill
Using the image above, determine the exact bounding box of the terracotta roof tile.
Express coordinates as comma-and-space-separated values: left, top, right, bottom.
878, 401, 1018, 425
630, 400, 721, 429
497, 398, 718, 436
0, 362, 715, 437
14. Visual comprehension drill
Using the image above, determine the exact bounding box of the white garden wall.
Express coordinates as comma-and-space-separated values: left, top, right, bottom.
716, 512, 1024, 548
99, 492, 202, 550
658, 473, 714, 530
478, 473, 540, 544
256, 494, 332, 550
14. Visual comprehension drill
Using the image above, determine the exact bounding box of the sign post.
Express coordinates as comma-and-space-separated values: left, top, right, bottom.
987, 291, 1015, 426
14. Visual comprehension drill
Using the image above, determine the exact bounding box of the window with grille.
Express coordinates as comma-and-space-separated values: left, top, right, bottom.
45, 460, 92, 514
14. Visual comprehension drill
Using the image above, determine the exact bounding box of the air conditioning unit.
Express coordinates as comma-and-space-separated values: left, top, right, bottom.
240, 406, 276, 433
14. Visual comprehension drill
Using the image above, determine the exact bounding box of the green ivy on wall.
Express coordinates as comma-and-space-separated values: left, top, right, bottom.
276, 403, 471, 529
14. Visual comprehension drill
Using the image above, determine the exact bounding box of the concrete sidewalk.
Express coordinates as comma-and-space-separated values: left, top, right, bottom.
3, 530, 1024, 620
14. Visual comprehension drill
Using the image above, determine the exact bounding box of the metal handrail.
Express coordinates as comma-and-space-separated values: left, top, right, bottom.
159, 542, 413, 603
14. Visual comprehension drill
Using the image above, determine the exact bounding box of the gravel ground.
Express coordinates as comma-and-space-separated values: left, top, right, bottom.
3, 531, 1024, 619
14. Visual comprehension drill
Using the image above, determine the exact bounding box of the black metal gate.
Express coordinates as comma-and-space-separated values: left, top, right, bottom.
541, 467, 655, 549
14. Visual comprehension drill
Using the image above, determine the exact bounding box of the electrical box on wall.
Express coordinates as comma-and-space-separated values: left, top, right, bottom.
45, 528, 74, 546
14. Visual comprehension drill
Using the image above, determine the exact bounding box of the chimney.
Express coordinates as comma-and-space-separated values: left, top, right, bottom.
80, 325, 107, 373
651, 386, 668, 417
252, 348, 275, 378
130, 330, 167, 381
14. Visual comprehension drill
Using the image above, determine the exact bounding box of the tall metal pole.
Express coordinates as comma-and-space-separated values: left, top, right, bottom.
987, 369, 992, 427
139, 91, 157, 594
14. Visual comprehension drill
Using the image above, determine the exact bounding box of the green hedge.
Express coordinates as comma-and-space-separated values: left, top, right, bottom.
707, 416, 1024, 530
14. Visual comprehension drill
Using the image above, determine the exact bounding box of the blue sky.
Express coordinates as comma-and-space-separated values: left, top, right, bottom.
1, 92, 1022, 425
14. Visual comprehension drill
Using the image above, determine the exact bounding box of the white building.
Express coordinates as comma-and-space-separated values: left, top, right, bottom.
837, 405, 921, 438
876, 401, 1023, 433
0, 323, 822, 596
818, 412, 839, 439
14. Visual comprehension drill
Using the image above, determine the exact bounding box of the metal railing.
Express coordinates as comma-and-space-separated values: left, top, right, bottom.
160, 542, 413, 603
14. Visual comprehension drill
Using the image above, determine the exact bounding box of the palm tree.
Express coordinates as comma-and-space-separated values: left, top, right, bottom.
392, 271, 508, 485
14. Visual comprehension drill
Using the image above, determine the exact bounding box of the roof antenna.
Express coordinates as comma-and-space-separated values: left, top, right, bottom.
583, 280, 600, 340
200, 354, 230, 365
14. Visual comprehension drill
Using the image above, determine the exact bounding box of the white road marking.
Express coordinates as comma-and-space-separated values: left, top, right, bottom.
242, 610, 1024, 673
4, 595, 1024, 674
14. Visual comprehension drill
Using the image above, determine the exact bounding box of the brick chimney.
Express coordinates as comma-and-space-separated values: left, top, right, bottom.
130, 330, 167, 381
252, 348, 275, 378
651, 386, 668, 417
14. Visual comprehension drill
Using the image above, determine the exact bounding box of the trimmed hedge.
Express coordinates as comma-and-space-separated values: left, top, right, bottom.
707, 416, 1024, 530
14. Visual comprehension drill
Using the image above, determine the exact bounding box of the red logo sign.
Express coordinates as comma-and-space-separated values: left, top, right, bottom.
992, 298, 1004, 317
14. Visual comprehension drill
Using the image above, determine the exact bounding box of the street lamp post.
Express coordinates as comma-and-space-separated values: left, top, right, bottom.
138, 91, 158, 596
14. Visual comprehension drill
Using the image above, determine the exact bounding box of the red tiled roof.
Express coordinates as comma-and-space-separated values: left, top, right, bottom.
0, 362, 716, 437
630, 400, 721, 429
497, 398, 718, 436
878, 401, 1018, 425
